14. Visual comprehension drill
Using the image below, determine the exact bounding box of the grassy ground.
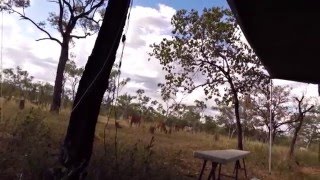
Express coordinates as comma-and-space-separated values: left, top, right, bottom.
0, 101, 319, 179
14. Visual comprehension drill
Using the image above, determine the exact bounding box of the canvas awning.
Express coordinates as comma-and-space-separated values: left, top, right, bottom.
227, 0, 320, 84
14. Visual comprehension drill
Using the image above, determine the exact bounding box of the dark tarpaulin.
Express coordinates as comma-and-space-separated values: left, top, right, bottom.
227, 0, 320, 84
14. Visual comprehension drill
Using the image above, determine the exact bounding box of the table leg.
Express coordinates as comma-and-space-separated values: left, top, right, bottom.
233, 160, 240, 180
218, 164, 222, 180
242, 158, 247, 179
207, 162, 217, 180
198, 160, 207, 180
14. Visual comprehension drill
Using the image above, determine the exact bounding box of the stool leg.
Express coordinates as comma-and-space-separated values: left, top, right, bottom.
198, 160, 207, 180
242, 158, 247, 179
218, 164, 222, 180
208, 162, 217, 180
233, 161, 237, 174
235, 160, 240, 180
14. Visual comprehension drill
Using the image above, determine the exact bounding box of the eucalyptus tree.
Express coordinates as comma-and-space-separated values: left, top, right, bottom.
151, 7, 268, 149
4, 0, 108, 112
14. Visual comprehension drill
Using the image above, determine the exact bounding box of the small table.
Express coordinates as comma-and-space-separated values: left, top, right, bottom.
194, 149, 250, 180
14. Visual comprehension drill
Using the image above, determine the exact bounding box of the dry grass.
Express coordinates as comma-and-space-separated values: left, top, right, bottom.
0, 101, 319, 179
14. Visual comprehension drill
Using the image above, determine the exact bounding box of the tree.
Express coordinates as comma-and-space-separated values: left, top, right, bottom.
134, 89, 151, 115
4, 0, 107, 112
203, 115, 217, 134
288, 95, 314, 158
3, 66, 33, 99
181, 104, 202, 129
36, 82, 54, 107
58, 0, 131, 178
151, 7, 268, 149
239, 95, 258, 140
103, 64, 130, 107
214, 105, 236, 138
64, 60, 84, 101
116, 93, 135, 119
299, 114, 320, 149
253, 86, 292, 143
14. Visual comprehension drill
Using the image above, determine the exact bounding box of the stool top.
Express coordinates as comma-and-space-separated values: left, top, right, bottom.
193, 149, 250, 164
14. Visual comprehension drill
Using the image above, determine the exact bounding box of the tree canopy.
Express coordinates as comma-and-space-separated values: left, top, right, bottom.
151, 7, 269, 149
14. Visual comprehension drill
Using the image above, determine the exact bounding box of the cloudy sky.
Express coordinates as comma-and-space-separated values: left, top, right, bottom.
1, 0, 319, 111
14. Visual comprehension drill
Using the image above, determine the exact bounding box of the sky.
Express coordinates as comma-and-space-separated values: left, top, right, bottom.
1, 0, 319, 114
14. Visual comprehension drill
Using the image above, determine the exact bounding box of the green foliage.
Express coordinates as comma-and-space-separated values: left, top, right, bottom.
202, 115, 217, 134
0, 108, 54, 179
103, 64, 131, 109
3, 66, 34, 98
151, 7, 269, 149
1, 66, 54, 107
64, 60, 84, 101
151, 7, 268, 103
253, 86, 292, 133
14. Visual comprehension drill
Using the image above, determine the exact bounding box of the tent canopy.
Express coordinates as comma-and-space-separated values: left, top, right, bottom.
227, 0, 320, 84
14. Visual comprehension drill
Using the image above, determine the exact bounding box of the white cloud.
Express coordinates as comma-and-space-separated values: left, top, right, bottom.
1, 3, 176, 101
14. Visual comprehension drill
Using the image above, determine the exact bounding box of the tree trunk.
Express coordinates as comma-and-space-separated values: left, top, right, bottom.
289, 117, 303, 158
59, 0, 130, 178
50, 40, 69, 113
234, 94, 243, 150
306, 139, 311, 149
231, 128, 236, 139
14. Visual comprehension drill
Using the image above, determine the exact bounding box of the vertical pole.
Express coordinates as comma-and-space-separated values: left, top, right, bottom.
0, 10, 3, 123
318, 140, 319, 162
269, 79, 273, 174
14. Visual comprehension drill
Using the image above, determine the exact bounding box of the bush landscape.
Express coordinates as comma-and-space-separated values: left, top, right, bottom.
1, 1, 320, 180
0, 101, 319, 179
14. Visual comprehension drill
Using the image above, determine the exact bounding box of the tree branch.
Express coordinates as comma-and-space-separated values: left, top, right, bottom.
303, 105, 314, 114
70, 33, 91, 39
75, 0, 105, 20
62, 0, 74, 19
277, 119, 300, 127
48, 0, 59, 3
58, 0, 64, 34
189, 82, 208, 92
83, 15, 101, 25
9, 8, 62, 45
36, 37, 59, 42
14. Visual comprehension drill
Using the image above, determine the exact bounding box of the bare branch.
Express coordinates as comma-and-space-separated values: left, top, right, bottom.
189, 82, 208, 92
9, 8, 62, 45
75, 0, 104, 20
84, 0, 93, 9
278, 119, 300, 127
62, 0, 74, 18
302, 105, 314, 114
36, 37, 60, 42
48, 0, 59, 3
58, 0, 64, 34
83, 15, 101, 25
70, 33, 91, 39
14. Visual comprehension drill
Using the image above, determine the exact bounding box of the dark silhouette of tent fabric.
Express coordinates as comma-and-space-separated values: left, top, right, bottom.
227, 0, 320, 84
226, 0, 320, 174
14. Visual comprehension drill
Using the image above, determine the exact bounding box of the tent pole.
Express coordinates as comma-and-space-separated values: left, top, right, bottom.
269, 79, 273, 174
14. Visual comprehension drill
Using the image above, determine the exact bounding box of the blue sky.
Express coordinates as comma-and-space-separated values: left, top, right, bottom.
25, 0, 228, 22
